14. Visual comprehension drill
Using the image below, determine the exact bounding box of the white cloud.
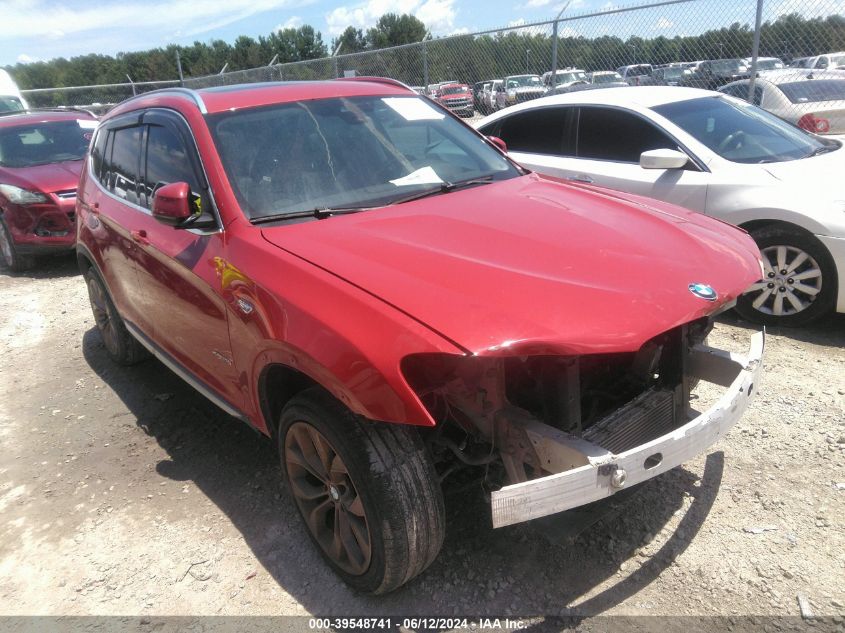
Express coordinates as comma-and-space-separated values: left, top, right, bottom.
325, 0, 457, 36
0, 0, 315, 40
16, 53, 39, 64
655, 16, 673, 29
600, 1, 619, 11
275, 15, 303, 31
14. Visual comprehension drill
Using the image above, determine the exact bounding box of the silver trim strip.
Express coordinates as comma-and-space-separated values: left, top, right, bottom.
124, 320, 247, 422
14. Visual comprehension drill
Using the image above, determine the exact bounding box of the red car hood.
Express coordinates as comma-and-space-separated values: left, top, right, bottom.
261, 174, 761, 356
2, 160, 83, 193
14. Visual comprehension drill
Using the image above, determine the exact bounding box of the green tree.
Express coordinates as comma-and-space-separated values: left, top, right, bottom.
366, 13, 427, 49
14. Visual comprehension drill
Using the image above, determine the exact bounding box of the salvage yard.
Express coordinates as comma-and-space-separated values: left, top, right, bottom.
0, 255, 843, 618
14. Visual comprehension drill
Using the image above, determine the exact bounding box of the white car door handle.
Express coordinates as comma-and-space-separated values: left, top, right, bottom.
568, 174, 594, 184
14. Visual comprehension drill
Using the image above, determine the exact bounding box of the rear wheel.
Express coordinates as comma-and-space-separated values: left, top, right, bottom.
279, 389, 444, 594
736, 225, 837, 326
84, 267, 149, 365
0, 216, 34, 272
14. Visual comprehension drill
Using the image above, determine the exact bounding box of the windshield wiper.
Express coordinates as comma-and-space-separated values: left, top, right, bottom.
390, 176, 495, 205
250, 206, 371, 225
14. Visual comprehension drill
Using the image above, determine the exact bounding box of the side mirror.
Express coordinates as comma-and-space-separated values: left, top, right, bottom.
152, 181, 194, 226
487, 136, 508, 153
640, 148, 689, 170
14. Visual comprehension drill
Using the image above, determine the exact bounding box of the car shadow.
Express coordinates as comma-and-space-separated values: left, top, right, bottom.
1, 252, 79, 280
82, 327, 723, 616
719, 310, 845, 348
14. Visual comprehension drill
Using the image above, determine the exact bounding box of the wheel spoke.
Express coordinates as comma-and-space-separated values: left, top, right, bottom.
306, 498, 334, 536
785, 290, 805, 312
776, 246, 787, 271
337, 508, 367, 574
752, 287, 773, 309
286, 444, 325, 482
329, 454, 348, 483
746, 281, 769, 293
346, 494, 365, 517
785, 251, 809, 274
792, 281, 821, 297
773, 291, 785, 316
293, 427, 329, 480
289, 474, 330, 501
308, 427, 334, 477
792, 268, 821, 282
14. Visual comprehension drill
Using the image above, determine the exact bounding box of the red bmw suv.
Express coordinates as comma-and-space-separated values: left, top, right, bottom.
0, 109, 96, 270
77, 78, 764, 593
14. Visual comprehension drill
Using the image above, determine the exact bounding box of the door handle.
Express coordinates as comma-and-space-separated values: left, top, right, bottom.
130, 229, 149, 245
568, 174, 594, 184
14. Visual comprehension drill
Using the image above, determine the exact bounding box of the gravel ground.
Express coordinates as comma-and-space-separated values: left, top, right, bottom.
0, 255, 843, 621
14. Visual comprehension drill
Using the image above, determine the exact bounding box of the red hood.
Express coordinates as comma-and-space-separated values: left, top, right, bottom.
261, 174, 761, 356
1, 160, 83, 193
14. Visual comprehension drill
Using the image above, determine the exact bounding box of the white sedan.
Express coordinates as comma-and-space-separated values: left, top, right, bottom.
475, 86, 845, 326
719, 69, 845, 138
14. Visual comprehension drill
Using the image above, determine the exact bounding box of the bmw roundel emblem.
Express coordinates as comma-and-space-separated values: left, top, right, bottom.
689, 283, 718, 301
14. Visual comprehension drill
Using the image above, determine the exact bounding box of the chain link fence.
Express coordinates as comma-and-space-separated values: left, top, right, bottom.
21, 0, 845, 125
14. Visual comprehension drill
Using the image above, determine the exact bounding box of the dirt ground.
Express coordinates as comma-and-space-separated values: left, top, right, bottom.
0, 255, 843, 621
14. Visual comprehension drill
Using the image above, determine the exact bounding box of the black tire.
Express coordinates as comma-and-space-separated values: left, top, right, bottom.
736, 225, 837, 327
0, 216, 35, 272
278, 388, 445, 594
83, 266, 149, 365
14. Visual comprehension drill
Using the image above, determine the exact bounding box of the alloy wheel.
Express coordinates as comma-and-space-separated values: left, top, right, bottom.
284, 421, 372, 576
744, 244, 822, 317
86, 276, 121, 356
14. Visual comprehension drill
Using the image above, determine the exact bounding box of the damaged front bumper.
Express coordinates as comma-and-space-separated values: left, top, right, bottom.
490, 331, 764, 528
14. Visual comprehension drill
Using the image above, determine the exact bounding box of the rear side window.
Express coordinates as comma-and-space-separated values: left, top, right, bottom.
142, 124, 203, 209
488, 107, 574, 156
109, 126, 142, 206
91, 128, 108, 181
577, 107, 676, 162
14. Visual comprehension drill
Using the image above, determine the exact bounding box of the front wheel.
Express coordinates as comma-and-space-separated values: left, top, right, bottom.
0, 216, 34, 272
279, 389, 445, 594
84, 267, 150, 365
736, 225, 837, 326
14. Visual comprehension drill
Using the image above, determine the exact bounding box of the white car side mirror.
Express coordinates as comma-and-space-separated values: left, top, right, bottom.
640, 148, 689, 170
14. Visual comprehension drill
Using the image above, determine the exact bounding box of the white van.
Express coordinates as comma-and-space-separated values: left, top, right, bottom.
0, 69, 29, 114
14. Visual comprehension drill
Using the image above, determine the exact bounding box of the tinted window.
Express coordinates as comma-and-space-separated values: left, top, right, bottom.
490, 107, 573, 156
577, 107, 676, 162
778, 80, 845, 104
653, 96, 829, 163
91, 128, 108, 181
109, 126, 142, 205
142, 124, 203, 209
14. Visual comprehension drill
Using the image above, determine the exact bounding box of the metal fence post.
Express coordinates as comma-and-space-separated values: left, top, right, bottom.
176, 50, 184, 87
551, 20, 559, 87
748, 0, 764, 103
423, 41, 429, 88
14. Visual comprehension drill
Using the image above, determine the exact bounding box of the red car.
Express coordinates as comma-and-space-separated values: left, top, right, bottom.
435, 83, 475, 117
0, 110, 96, 270
77, 78, 764, 594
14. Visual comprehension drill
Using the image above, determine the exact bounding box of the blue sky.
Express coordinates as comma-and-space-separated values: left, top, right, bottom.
1, 0, 839, 66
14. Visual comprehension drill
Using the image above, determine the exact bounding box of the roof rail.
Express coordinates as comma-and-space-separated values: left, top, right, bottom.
21, 106, 98, 117
115, 87, 207, 114
335, 76, 414, 92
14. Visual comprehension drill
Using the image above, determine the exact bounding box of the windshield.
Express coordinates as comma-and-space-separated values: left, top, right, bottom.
828, 54, 845, 67
0, 96, 25, 114
755, 58, 784, 70
592, 72, 621, 83
712, 59, 748, 74
661, 67, 686, 79
442, 85, 468, 95
779, 79, 845, 103
0, 119, 94, 167
208, 96, 519, 220
653, 96, 830, 163
508, 75, 542, 88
